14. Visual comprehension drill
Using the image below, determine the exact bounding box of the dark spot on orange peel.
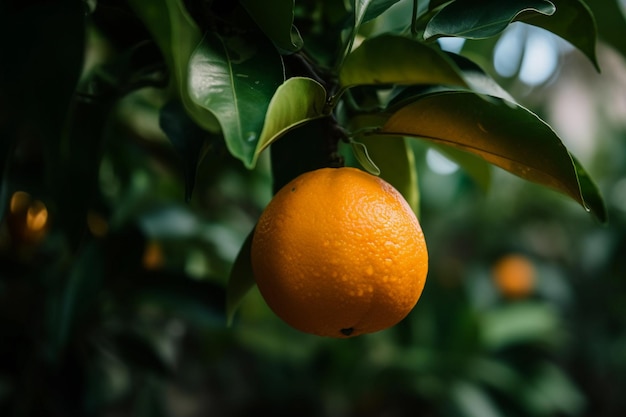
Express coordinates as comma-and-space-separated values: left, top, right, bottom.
340, 328, 354, 336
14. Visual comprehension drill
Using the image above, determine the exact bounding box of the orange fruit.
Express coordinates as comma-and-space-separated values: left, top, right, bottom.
492, 254, 536, 300
251, 167, 428, 338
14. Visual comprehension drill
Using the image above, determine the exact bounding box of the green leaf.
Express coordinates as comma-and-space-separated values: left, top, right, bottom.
446, 52, 516, 101
424, 0, 556, 40
379, 90, 605, 221
253, 77, 327, 163
348, 114, 420, 214
358, 136, 420, 215
480, 302, 562, 349
241, 0, 303, 53
226, 229, 256, 326
450, 381, 505, 417
585, 0, 626, 62
188, 32, 285, 168
523, 0, 600, 71
524, 363, 586, 415
351, 140, 381, 176
128, 0, 220, 132
339, 34, 468, 89
340, 0, 406, 70
353, 0, 403, 26
270, 118, 335, 194
571, 155, 607, 223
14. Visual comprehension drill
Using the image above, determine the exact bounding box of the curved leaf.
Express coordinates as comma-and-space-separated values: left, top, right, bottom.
481, 302, 562, 349
188, 32, 285, 168
379, 91, 604, 221
240, 0, 303, 53
351, 140, 381, 176
129, 0, 221, 132
585, 0, 626, 62
341, 0, 414, 70
348, 114, 420, 214
226, 229, 256, 325
253, 77, 327, 162
340, 35, 467, 89
424, 0, 556, 40
359, 136, 420, 215
354, 0, 403, 26
571, 155, 606, 223
446, 52, 516, 101
523, 0, 599, 71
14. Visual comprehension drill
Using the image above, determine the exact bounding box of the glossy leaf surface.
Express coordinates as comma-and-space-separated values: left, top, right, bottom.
129, 0, 221, 132
523, 0, 599, 71
353, 0, 403, 26
253, 77, 327, 163
188, 32, 285, 168
380, 91, 605, 221
340, 35, 467, 89
424, 0, 556, 39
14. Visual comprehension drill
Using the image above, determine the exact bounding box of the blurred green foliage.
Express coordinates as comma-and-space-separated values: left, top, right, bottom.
1, 0, 626, 416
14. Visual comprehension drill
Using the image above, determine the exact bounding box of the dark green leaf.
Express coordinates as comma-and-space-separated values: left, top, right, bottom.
188, 32, 285, 168
524, 363, 586, 415
571, 155, 607, 223
341, 0, 405, 69
379, 91, 605, 221
241, 0, 303, 53
354, 0, 403, 26
450, 381, 504, 417
584, 0, 626, 61
523, 0, 599, 71
480, 302, 562, 349
128, 0, 221, 132
253, 77, 327, 164
424, 0, 556, 39
340, 34, 468, 89
226, 229, 256, 325
270, 118, 335, 193
446, 52, 516, 100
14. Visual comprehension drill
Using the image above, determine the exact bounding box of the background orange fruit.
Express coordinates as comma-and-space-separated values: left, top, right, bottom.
492, 254, 536, 300
250, 167, 428, 337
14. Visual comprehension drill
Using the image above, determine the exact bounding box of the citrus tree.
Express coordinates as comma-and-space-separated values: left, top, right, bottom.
2, 0, 625, 415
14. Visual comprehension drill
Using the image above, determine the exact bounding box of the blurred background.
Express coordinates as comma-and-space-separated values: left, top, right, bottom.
1, 1, 626, 416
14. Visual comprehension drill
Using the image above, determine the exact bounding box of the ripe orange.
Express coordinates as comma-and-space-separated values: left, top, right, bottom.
250, 167, 428, 337
492, 254, 536, 300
